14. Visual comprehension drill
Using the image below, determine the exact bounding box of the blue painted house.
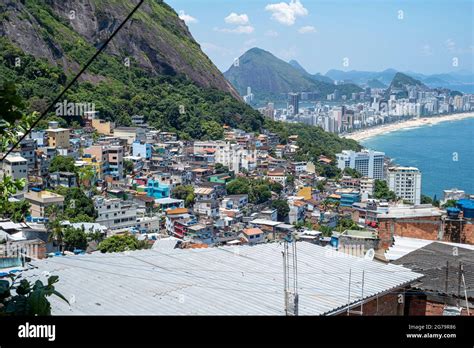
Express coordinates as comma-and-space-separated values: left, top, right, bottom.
146, 179, 170, 199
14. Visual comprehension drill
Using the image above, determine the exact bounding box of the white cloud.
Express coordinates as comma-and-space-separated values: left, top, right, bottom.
201, 42, 232, 56
265, 30, 279, 37
278, 46, 298, 60
298, 25, 316, 34
244, 38, 258, 46
420, 44, 433, 56
225, 13, 249, 25
178, 10, 198, 24
445, 39, 456, 52
214, 25, 255, 34
265, 0, 308, 26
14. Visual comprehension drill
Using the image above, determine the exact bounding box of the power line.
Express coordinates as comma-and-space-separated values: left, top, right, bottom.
0, 0, 145, 162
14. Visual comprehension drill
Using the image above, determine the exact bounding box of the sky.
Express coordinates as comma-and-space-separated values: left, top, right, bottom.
166, 0, 474, 75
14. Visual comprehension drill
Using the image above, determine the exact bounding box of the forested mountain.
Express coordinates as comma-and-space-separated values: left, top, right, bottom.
0, 0, 360, 160
224, 48, 361, 102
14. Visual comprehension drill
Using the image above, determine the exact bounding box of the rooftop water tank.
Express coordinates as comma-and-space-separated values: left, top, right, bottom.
457, 199, 474, 219
446, 207, 460, 219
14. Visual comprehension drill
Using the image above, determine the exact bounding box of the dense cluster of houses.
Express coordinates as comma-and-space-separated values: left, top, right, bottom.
1, 114, 473, 316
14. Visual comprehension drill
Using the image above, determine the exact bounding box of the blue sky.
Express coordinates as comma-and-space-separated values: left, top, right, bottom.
166, 0, 473, 75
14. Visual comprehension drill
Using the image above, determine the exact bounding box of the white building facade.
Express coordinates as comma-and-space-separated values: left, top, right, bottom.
387, 166, 422, 205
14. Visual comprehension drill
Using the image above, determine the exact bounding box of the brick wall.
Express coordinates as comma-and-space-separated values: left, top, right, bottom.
377, 216, 441, 250
407, 295, 473, 316
338, 291, 405, 316
461, 222, 474, 244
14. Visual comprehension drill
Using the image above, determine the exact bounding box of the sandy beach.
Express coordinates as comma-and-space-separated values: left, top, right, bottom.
342, 112, 474, 142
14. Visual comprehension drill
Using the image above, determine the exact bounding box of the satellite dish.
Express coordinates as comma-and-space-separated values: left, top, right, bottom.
364, 248, 375, 261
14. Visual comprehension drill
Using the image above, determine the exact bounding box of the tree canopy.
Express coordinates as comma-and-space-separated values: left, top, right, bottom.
374, 180, 397, 201
98, 234, 148, 253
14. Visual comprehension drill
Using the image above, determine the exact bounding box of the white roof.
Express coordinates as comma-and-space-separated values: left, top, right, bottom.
155, 198, 183, 204
70, 223, 108, 234
385, 236, 474, 261
8, 231, 27, 241
23, 242, 421, 315
250, 219, 282, 227
0, 221, 25, 230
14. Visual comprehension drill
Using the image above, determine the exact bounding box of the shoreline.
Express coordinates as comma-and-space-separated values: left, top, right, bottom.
341, 112, 474, 142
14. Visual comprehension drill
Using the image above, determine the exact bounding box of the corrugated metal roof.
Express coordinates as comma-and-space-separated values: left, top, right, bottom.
24, 242, 421, 315
393, 242, 474, 299
385, 236, 474, 261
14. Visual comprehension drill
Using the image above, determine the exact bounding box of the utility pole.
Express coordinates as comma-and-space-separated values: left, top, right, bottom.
461, 263, 470, 316
283, 235, 299, 316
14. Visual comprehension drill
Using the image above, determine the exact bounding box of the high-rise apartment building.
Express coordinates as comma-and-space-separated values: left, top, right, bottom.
387, 166, 422, 205
336, 150, 385, 179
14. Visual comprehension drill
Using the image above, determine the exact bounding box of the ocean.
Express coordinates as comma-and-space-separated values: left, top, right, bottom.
361, 117, 474, 198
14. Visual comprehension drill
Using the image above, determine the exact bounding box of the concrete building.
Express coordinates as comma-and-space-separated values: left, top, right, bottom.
387, 166, 422, 205
91, 118, 114, 135
442, 188, 466, 204
132, 141, 152, 160
193, 141, 256, 174
266, 168, 287, 187
94, 197, 138, 233
113, 127, 146, 145
24, 189, 65, 218
46, 121, 70, 149
360, 177, 375, 200
1, 155, 28, 197
287, 93, 300, 116
336, 150, 385, 179
83, 145, 124, 180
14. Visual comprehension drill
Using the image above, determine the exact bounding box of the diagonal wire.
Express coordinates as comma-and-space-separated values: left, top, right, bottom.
0, 0, 145, 162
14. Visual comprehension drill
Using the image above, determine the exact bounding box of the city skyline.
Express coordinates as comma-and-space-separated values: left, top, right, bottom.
167, 0, 474, 75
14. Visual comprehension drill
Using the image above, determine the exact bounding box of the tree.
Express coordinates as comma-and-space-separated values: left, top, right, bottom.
442, 200, 457, 209
214, 163, 229, 174
201, 120, 224, 140
319, 225, 333, 237
171, 185, 195, 207
0, 84, 32, 212
0, 274, 68, 316
251, 184, 272, 204
269, 182, 283, 194
98, 233, 148, 253
336, 218, 362, 232
49, 156, 77, 174
54, 187, 96, 220
123, 159, 134, 176
1, 200, 31, 223
47, 218, 65, 252
77, 165, 95, 188
343, 168, 362, 178
316, 181, 325, 193
286, 174, 295, 186
271, 200, 290, 221
374, 180, 397, 201
421, 194, 433, 205
63, 226, 87, 251
226, 177, 250, 195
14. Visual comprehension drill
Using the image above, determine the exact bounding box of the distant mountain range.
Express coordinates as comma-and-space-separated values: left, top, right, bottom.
224, 47, 473, 104
223, 48, 362, 103
325, 69, 474, 91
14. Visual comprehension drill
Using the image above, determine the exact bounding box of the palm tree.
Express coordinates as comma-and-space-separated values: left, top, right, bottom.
47, 218, 65, 252
78, 165, 95, 189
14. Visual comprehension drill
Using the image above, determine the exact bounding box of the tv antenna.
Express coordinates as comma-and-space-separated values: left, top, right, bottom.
282, 234, 299, 316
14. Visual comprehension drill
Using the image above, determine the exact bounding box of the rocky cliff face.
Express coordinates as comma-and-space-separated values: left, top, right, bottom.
0, 0, 240, 98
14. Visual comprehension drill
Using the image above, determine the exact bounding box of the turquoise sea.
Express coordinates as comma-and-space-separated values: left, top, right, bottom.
361, 117, 474, 198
